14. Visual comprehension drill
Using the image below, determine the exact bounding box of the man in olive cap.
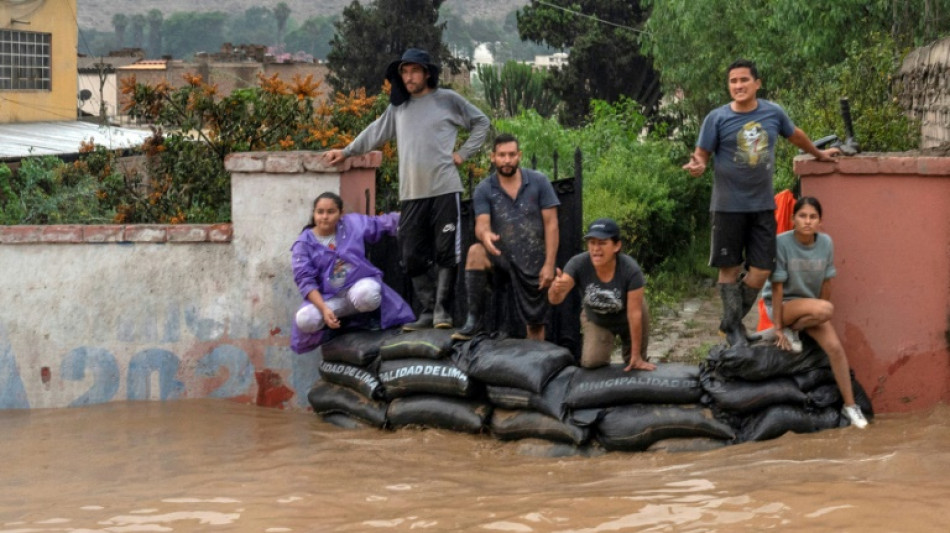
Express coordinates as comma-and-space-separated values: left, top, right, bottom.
323, 48, 490, 331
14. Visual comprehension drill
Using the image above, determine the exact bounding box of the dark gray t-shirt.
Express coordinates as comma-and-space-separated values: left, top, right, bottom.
696, 99, 795, 212
564, 252, 644, 333
472, 168, 559, 274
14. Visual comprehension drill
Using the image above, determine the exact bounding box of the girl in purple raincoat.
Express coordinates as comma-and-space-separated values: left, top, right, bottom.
290, 192, 414, 353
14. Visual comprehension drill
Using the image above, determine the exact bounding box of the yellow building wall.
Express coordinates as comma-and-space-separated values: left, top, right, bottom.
0, 0, 78, 122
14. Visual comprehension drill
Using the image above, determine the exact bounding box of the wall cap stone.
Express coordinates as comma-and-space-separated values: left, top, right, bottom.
0, 224, 234, 245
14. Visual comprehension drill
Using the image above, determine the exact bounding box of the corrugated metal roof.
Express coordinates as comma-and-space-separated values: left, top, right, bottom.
0, 121, 151, 160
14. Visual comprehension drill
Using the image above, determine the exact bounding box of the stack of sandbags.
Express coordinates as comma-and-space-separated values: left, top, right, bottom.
306, 329, 398, 428
378, 329, 491, 434
700, 335, 874, 442
564, 363, 735, 451
456, 335, 587, 445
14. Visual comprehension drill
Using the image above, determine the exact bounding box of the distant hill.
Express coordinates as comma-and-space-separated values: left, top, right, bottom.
77, 0, 529, 32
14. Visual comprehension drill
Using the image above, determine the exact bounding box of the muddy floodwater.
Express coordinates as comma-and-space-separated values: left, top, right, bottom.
2, 400, 948, 532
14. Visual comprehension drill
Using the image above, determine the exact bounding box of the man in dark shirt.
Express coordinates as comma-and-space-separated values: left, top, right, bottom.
452, 133, 559, 341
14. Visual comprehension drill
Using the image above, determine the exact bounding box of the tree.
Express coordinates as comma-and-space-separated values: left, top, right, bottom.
476, 61, 559, 118
516, 0, 660, 126
275, 2, 292, 47
146, 10, 163, 58
327, 0, 463, 93
226, 7, 277, 47
162, 12, 228, 59
130, 14, 146, 49
285, 15, 337, 60
112, 14, 128, 49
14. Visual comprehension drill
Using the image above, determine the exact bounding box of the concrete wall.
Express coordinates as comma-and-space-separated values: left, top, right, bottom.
0, 0, 78, 122
0, 151, 381, 410
795, 154, 950, 413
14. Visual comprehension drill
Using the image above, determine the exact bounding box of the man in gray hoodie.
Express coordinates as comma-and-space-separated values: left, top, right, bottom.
323, 48, 490, 331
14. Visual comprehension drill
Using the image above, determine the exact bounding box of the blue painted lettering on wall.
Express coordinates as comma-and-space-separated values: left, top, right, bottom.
0, 334, 30, 409
62, 347, 120, 406
127, 348, 185, 401
196, 344, 254, 398
185, 305, 227, 341
266, 344, 320, 408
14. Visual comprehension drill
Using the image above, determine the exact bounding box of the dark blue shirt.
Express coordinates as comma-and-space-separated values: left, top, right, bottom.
472, 168, 559, 274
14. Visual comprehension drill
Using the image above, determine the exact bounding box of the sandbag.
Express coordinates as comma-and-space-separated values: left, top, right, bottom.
307, 381, 388, 428
320, 329, 398, 366
378, 358, 477, 399
387, 395, 491, 434
738, 405, 842, 442
703, 339, 830, 382
700, 370, 807, 414
321, 413, 377, 430
486, 366, 576, 420
490, 409, 589, 445
319, 360, 384, 400
805, 383, 842, 409
378, 329, 457, 360
791, 367, 836, 391
486, 386, 533, 410
566, 363, 702, 409
595, 405, 736, 452
570, 408, 605, 428
532, 366, 576, 420
457, 336, 575, 393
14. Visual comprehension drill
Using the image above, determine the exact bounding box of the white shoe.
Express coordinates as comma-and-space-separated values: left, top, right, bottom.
783, 327, 803, 353
842, 404, 869, 429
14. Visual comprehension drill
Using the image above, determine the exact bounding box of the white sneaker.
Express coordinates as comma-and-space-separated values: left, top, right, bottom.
783, 327, 803, 353
842, 404, 869, 429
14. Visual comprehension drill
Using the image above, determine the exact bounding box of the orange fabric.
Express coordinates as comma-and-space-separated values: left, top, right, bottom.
757, 189, 797, 331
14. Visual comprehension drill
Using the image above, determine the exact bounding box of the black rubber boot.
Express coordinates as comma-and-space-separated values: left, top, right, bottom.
402, 273, 435, 331
740, 282, 764, 342
719, 282, 749, 347
433, 267, 456, 329
451, 270, 489, 340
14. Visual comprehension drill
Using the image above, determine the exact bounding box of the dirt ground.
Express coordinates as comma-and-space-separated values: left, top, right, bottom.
644, 286, 763, 365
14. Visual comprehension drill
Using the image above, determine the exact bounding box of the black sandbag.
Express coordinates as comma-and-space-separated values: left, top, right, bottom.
852, 372, 875, 420
320, 329, 398, 366
378, 358, 477, 399
569, 408, 605, 428
321, 413, 376, 430
387, 395, 492, 434
806, 383, 842, 409
490, 409, 589, 445
532, 366, 576, 420
703, 337, 830, 382
738, 405, 842, 442
486, 366, 577, 420
307, 381, 388, 428
378, 328, 456, 360
700, 369, 807, 414
792, 367, 837, 391
486, 386, 533, 410
457, 336, 575, 393
319, 360, 384, 400
595, 405, 736, 452
566, 363, 702, 409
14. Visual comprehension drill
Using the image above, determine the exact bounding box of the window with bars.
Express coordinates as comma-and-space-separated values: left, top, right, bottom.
0, 29, 52, 91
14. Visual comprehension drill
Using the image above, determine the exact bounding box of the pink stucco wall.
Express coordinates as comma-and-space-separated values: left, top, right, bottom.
795, 154, 950, 413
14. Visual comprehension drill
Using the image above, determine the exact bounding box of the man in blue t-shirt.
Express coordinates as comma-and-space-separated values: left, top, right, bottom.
682, 58, 838, 346
452, 133, 560, 341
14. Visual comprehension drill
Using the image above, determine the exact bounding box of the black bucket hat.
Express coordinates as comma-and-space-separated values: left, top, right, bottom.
384, 48, 441, 106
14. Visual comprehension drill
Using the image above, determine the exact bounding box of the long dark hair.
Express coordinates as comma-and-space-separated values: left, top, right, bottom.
304, 192, 343, 230
793, 196, 823, 218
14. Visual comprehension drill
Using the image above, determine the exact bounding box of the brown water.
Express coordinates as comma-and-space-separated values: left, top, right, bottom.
2, 400, 948, 532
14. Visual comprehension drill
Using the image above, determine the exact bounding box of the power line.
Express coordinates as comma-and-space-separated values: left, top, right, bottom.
536, 1, 650, 34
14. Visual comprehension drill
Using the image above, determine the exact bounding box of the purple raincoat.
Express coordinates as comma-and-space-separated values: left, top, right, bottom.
290, 212, 414, 353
